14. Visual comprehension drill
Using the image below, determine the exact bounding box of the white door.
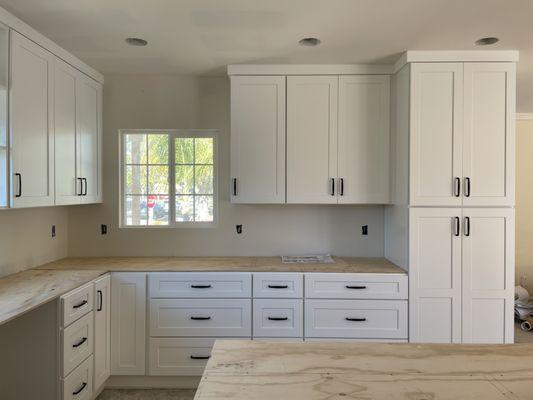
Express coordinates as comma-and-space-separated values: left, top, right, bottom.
77, 74, 102, 204
462, 63, 515, 207
462, 208, 514, 344
10, 31, 54, 207
230, 76, 285, 203
287, 75, 338, 203
94, 274, 111, 390
409, 208, 462, 343
409, 63, 463, 207
54, 59, 80, 205
338, 75, 390, 204
110, 273, 146, 375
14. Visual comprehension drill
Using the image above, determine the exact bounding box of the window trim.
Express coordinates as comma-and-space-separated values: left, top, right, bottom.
119, 129, 218, 228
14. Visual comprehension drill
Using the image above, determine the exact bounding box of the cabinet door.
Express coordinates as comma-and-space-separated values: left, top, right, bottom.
10, 31, 54, 207
110, 273, 146, 375
94, 274, 111, 390
409, 208, 462, 343
230, 76, 285, 203
77, 74, 102, 204
338, 75, 390, 204
410, 63, 463, 206
287, 76, 338, 203
54, 59, 80, 205
463, 63, 515, 207
462, 209, 514, 343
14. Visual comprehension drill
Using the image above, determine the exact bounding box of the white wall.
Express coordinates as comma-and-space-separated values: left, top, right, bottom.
68, 75, 384, 257
0, 207, 68, 277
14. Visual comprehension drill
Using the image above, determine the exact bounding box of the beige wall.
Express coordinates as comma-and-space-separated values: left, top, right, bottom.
0, 207, 68, 277
516, 119, 533, 289
67, 75, 384, 257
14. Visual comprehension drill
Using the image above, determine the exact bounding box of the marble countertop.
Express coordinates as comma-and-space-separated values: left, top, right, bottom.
195, 340, 533, 400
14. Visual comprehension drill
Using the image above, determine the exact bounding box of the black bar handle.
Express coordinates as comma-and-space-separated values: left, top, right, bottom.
339, 178, 344, 196
72, 300, 88, 309
83, 178, 88, 196
190, 316, 211, 320
190, 284, 212, 289
72, 382, 87, 396
267, 284, 289, 289
345, 317, 367, 322
465, 177, 471, 197
267, 316, 288, 321
454, 217, 460, 237
330, 178, 335, 196
72, 337, 88, 348
464, 216, 470, 237
345, 285, 367, 290
454, 177, 461, 197
190, 355, 211, 360
77, 178, 83, 196
97, 290, 103, 312
232, 178, 237, 196
15, 173, 22, 197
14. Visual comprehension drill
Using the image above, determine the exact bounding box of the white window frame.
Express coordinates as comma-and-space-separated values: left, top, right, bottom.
119, 129, 218, 228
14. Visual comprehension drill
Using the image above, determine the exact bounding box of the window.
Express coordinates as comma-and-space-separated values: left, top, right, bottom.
120, 130, 217, 227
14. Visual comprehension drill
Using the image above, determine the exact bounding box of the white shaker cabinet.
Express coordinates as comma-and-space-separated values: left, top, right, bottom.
230, 76, 285, 203
93, 274, 111, 391
287, 75, 338, 204
11, 31, 55, 207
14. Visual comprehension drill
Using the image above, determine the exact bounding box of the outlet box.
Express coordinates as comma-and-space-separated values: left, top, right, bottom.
362, 225, 368, 235
101, 224, 107, 235
51, 225, 56, 238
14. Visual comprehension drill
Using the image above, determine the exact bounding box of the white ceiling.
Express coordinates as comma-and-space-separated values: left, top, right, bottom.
1, 0, 533, 111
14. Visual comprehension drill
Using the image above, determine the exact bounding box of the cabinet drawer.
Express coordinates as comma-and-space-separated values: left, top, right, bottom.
305, 273, 408, 299
62, 312, 94, 377
150, 298, 252, 337
149, 272, 252, 298
253, 273, 303, 298
305, 299, 408, 339
61, 282, 94, 327
62, 355, 94, 400
253, 299, 303, 338
149, 338, 215, 376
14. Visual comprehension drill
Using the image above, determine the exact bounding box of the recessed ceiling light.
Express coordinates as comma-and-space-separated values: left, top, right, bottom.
475, 37, 499, 46
299, 37, 321, 47
125, 37, 148, 47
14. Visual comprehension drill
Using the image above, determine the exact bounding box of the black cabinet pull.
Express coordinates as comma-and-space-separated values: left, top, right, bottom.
72, 300, 88, 309
190, 316, 211, 320
77, 177, 83, 196
72, 337, 87, 348
190, 355, 210, 360
465, 177, 471, 197
339, 178, 344, 196
82, 178, 88, 196
72, 382, 87, 396
330, 178, 335, 196
232, 178, 237, 196
15, 173, 22, 197
345, 317, 366, 322
267, 316, 288, 321
464, 216, 470, 237
190, 284, 212, 289
97, 290, 103, 311
454, 217, 460, 237
454, 177, 461, 197
267, 284, 289, 289
345, 285, 367, 290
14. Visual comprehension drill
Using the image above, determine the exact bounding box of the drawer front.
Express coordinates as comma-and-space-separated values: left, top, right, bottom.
149, 272, 252, 298
150, 298, 252, 337
62, 282, 94, 327
62, 312, 94, 377
253, 299, 303, 338
305, 273, 408, 299
253, 273, 303, 298
304, 299, 408, 339
149, 338, 215, 376
62, 355, 94, 400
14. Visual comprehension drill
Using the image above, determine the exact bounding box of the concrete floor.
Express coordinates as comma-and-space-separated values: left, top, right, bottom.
515, 321, 533, 343
97, 389, 196, 400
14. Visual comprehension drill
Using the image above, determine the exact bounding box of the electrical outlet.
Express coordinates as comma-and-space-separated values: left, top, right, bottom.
101, 224, 108, 235
51, 225, 56, 238
362, 225, 368, 235
236, 224, 243, 234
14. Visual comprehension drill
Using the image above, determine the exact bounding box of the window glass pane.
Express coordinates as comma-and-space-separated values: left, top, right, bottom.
175, 165, 194, 194
125, 134, 147, 164
195, 138, 213, 164
175, 195, 194, 222
195, 195, 214, 222
148, 165, 169, 194
147, 195, 169, 225
125, 165, 147, 194
125, 195, 147, 225
148, 134, 169, 164
175, 138, 194, 164
194, 165, 213, 194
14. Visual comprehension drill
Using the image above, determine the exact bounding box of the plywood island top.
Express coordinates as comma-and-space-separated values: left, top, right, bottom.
195, 340, 533, 400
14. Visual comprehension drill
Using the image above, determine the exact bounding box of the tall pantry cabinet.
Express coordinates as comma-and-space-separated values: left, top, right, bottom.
387, 53, 517, 344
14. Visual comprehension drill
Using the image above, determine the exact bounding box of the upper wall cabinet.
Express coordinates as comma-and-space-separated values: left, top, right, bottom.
409, 62, 515, 207
230, 76, 285, 203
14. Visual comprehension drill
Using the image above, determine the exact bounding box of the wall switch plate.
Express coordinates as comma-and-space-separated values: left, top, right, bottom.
51, 225, 56, 238
362, 225, 368, 235
101, 224, 108, 235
